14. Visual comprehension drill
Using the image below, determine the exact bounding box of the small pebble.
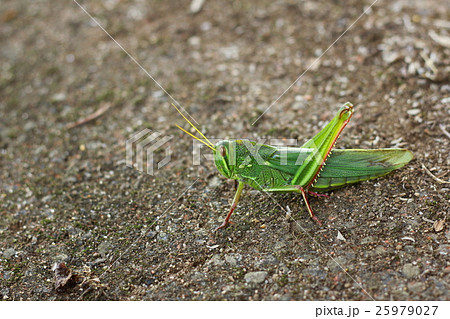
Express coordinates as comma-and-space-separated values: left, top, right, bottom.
402, 263, 420, 279
244, 271, 268, 284
3, 248, 16, 259
406, 109, 421, 116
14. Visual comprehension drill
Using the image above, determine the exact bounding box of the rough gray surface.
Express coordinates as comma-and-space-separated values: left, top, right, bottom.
245, 271, 268, 284
0, 0, 449, 300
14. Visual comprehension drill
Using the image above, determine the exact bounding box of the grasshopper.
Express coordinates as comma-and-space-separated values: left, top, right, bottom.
173, 102, 413, 230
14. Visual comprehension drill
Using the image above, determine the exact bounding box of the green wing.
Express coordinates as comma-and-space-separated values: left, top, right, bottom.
265, 147, 413, 191
264, 146, 311, 176
311, 149, 413, 191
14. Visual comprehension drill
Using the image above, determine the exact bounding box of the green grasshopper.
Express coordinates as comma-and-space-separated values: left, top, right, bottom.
173, 102, 413, 230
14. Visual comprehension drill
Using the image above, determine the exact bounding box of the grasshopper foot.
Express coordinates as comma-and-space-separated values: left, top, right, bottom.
214, 220, 233, 232
311, 214, 323, 226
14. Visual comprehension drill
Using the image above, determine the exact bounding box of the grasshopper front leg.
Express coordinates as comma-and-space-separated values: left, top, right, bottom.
215, 181, 245, 231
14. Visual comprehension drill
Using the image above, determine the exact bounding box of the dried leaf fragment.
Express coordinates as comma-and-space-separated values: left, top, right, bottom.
433, 219, 445, 232
190, 0, 205, 14
337, 231, 346, 241
52, 262, 76, 290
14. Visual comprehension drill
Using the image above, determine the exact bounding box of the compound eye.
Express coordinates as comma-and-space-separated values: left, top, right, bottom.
220, 146, 226, 157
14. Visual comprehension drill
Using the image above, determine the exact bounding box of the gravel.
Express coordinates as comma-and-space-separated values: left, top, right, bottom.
244, 271, 268, 284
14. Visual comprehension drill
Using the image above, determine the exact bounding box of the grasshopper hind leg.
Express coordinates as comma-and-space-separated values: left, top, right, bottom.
298, 187, 323, 226
264, 185, 324, 226
308, 190, 330, 198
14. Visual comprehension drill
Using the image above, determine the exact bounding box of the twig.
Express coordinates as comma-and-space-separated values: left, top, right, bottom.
422, 217, 435, 224
66, 102, 113, 130
429, 30, 450, 49
419, 51, 438, 74
421, 162, 449, 184
439, 124, 450, 139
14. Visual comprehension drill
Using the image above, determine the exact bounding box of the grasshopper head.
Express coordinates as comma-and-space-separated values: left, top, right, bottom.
338, 102, 353, 121
213, 140, 236, 179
